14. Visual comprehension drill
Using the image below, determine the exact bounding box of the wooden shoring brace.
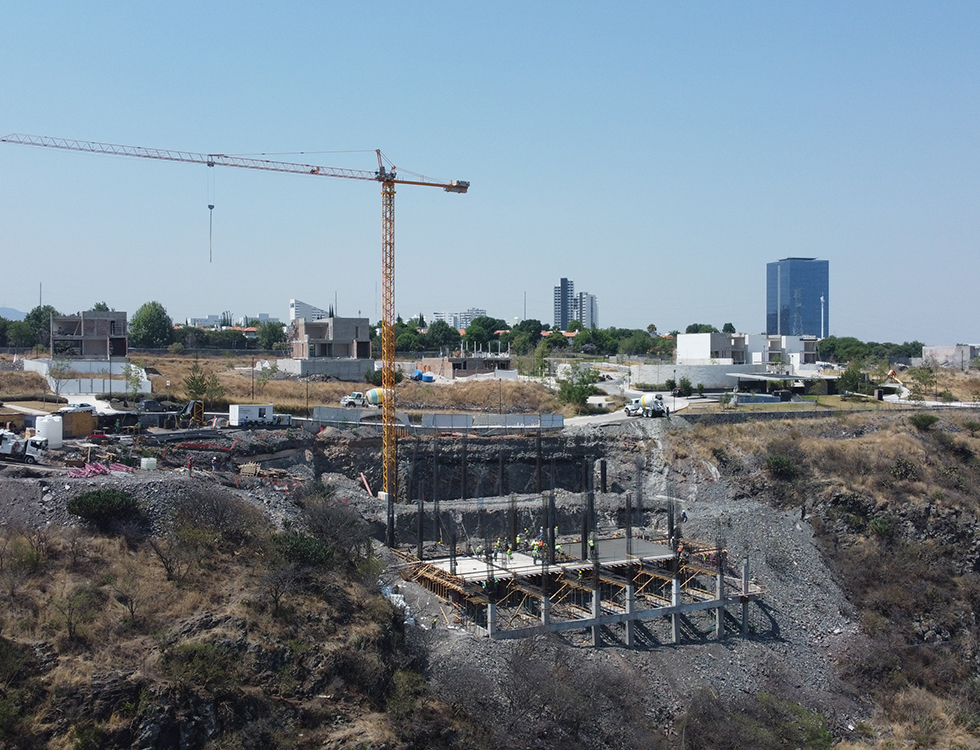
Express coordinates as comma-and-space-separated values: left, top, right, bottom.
679, 566, 702, 591
551, 580, 575, 608
505, 591, 533, 628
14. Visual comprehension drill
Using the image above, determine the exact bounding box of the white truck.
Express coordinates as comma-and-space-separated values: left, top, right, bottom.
0, 430, 48, 464
341, 392, 368, 408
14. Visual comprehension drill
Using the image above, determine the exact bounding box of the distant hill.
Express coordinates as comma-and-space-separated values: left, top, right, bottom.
0, 307, 25, 320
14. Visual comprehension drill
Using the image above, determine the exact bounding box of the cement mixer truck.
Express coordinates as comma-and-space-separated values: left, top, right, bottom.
624, 394, 669, 418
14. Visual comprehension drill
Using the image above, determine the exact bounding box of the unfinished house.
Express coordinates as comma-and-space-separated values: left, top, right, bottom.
50, 311, 128, 359
418, 354, 513, 379
289, 316, 372, 359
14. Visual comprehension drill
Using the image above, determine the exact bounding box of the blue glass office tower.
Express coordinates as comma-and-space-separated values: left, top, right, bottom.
766, 258, 829, 337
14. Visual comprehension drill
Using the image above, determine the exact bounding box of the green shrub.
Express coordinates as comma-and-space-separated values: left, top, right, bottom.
891, 457, 920, 481
682, 689, 833, 750
909, 413, 939, 431
868, 515, 895, 538
67, 489, 145, 531
272, 533, 334, 568
162, 642, 239, 693
962, 420, 980, 436
70, 725, 107, 750
766, 454, 796, 480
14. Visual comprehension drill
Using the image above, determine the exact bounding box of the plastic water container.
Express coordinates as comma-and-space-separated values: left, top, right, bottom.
35, 415, 63, 449
140, 457, 157, 471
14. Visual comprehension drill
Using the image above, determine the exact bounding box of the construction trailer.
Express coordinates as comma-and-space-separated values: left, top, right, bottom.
228, 404, 291, 428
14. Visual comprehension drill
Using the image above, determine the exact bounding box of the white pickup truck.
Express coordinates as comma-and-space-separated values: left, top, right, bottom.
0, 430, 48, 464
340, 392, 368, 408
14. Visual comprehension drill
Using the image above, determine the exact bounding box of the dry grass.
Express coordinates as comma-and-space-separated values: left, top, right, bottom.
684, 395, 905, 415
836, 686, 980, 749
136, 354, 558, 414
0, 509, 435, 748
683, 411, 980, 510
0, 370, 51, 397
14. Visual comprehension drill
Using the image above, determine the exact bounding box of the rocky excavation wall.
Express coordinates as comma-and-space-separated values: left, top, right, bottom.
315, 430, 651, 505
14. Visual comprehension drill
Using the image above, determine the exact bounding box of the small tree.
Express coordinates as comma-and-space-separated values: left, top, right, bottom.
679, 377, 693, 397
255, 363, 278, 394
123, 362, 143, 402
556, 365, 601, 410
48, 357, 75, 399
837, 362, 864, 397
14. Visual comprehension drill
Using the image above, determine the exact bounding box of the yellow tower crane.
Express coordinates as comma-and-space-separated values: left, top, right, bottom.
2, 133, 469, 517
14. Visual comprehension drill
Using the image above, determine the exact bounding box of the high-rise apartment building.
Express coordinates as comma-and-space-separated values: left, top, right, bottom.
571, 292, 598, 329
553, 278, 598, 330
553, 278, 574, 330
766, 258, 829, 337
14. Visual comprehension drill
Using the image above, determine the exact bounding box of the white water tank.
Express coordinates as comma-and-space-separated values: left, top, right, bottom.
35, 415, 63, 449
140, 457, 157, 471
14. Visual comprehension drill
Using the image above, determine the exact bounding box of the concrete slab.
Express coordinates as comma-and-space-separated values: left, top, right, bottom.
426, 537, 675, 583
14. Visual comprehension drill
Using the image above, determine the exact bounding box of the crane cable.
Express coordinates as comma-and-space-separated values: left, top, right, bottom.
207, 163, 216, 263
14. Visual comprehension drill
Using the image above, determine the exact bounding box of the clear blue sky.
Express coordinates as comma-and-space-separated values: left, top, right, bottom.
2, 2, 978, 344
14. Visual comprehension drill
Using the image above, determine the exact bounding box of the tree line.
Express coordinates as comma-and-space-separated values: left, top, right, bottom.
0, 302, 926, 366
0, 302, 288, 352
386, 314, 678, 358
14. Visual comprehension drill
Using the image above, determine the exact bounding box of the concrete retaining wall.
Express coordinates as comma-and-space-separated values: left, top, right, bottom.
630, 363, 765, 389
276, 358, 375, 380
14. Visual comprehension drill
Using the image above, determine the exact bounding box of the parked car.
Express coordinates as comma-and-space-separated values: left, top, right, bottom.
137, 399, 164, 412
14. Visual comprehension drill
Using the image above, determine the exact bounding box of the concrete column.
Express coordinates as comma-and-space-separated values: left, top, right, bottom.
541, 592, 551, 626
487, 600, 497, 639
741, 557, 750, 636
626, 582, 636, 648
671, 577, 681, 644
591, 588, 602, 646
715, 571, 724, 640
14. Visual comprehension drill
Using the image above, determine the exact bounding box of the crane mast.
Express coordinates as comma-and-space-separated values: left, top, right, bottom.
2, 133, 469, 513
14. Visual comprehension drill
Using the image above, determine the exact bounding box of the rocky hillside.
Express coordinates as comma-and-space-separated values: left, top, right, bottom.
669, 410, 980, 749
2, 409, 979, 748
